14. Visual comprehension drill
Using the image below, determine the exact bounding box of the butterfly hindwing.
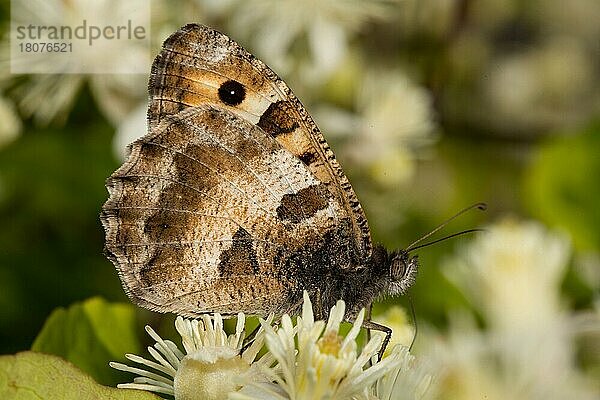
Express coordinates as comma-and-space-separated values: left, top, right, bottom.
102, 105, 359, 316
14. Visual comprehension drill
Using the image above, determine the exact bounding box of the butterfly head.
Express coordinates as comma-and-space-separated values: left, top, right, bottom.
386, 249, 419, 296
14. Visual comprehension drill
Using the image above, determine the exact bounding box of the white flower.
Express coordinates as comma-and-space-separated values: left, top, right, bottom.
342, 70, 437, 187
111, 293, 434, 400
4, 0, 151, 125
111, 313, 272, 400
372, 345, 434, 400
443, 217, 570, 329
233, 292, 405, 400
426, 312, 599, 400
313, 68, 437, 238
428, 218, 600, 400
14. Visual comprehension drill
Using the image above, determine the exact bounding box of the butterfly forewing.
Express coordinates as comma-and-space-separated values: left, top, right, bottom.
148, 24, 372, 258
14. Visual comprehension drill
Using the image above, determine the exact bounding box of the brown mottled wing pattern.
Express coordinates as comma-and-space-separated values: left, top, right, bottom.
148, 23, 372, 257
101, 24, 373, 317
102, 106, 353, 316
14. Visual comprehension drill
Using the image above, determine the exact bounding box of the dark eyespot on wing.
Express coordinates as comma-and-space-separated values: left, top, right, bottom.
258, 101, 300, 137
218, 80, 246, 106
276, 183, 331, 223
218, 227, 260, 276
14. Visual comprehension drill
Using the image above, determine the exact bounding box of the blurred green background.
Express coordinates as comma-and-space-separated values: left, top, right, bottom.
0, 0, 598, 386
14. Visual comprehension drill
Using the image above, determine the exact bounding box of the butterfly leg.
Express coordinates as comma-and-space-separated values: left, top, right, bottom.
239, 294, 306, 355
241, 322, 261, 353
364, 303, 374, 367
365, 302, 373, 344
240, 316, 282, 354
361, 319, 392, 362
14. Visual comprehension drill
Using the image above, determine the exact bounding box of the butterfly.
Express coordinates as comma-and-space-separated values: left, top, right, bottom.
101, 24, 420, 354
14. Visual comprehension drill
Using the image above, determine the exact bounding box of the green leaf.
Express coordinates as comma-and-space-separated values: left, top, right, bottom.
523, 125, 600, 252
31, 297, 141, 386
0, 351, 161, 400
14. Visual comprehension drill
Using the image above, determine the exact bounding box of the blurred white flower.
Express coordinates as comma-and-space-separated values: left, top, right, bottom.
430, 217, 600, 400
4, 0, 151, 125
482, 37, 595, 134
111, 314, 272, 399
4, 73, 85, 126
371, 345, 434, 400
444, 217, 570, 329
348, 70, 437, 187
427, 311, 599, 400
226, 0, 401, 80
427, 315, 510, 400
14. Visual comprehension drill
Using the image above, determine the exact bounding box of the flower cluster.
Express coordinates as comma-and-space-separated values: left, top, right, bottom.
425, 218, 600, 400
112, 293, 431, 400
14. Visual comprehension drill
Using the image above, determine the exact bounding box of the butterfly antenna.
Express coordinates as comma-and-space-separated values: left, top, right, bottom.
406, 228, 486, 252
405, 202, 487, 252
408, 295, 417, 351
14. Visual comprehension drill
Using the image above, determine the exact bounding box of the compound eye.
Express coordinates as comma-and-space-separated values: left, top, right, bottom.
391, 259, 407, 279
